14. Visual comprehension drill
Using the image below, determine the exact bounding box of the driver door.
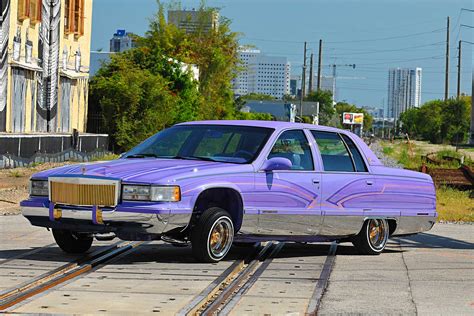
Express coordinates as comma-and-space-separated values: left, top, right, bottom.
252, 130, 322, 235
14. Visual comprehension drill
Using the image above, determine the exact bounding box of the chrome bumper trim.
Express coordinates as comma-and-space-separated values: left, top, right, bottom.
21, 206, 192, 235
392, 216, 436, 235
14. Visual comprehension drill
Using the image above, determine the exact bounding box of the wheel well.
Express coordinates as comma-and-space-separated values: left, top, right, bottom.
387, 219, 397, 236
192, 188, 244, 232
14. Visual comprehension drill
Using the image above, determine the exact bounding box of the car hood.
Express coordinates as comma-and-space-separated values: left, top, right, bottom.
31, 158, 253, 184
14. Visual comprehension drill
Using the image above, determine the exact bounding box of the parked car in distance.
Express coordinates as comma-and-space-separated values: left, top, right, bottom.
22, 121, 437, 262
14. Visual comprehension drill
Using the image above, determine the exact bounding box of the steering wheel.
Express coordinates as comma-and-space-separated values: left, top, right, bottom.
233, 150, 254, 161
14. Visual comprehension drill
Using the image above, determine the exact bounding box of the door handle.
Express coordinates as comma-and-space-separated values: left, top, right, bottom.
366, 180, 374, 185
312, 179, 320, 184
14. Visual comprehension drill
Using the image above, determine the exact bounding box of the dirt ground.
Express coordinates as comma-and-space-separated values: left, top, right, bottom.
0, 162, 71, 216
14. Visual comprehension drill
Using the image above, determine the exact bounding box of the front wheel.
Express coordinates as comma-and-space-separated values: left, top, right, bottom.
191, 207, 234, 263
352, 219, 389, 255
52, 229, 93, 254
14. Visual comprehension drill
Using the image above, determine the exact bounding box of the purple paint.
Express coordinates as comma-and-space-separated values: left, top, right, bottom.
21, 121, 437, 239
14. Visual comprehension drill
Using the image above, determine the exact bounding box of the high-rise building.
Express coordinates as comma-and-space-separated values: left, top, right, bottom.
168, 9, 219, 33
387, 68, 422, 119
232, 48, 290, 99
109, 29, 136, 53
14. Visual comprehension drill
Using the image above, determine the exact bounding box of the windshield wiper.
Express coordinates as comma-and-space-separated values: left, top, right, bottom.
171, 155, 218, 162
125, 153, 159, 158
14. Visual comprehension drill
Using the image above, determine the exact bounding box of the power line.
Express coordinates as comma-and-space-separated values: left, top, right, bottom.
241, 27, 447, 45
322, 42, 444, 56
325, 28, 446, 44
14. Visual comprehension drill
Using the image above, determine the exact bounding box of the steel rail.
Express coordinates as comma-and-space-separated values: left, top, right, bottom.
199, 242, 280, 315
305, 241, 338, 316
218, 242, 285, 314
0, 241, 143, 311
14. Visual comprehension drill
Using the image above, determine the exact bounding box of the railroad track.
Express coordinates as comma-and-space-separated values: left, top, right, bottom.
179, 241, 338, 316
0, 241, 144, 311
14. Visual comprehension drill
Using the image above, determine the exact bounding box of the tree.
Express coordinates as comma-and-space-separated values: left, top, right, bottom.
88, 2, 243, 151
89, 53, 201, 151
305, 90, 335, 125
399, 108, 419, 137
398, 97, 471, 144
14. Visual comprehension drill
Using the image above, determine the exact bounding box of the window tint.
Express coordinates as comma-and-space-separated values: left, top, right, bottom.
311, 131, 354, 172
269, 130, 314, 170
341, 134, 368, 172
124, 125, 273, 164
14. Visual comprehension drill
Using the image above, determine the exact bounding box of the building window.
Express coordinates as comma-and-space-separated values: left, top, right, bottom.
65, 0, 85, 36
17, 0, 41, 23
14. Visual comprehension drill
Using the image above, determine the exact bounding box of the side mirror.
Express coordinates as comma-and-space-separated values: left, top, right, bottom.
261, 157, 292, 171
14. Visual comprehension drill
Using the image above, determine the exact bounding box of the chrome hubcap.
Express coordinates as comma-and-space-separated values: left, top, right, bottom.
368, 219, 387, 250
208, 217, 233, 259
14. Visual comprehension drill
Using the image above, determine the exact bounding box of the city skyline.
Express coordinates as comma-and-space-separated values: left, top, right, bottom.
91, 0, 473, 108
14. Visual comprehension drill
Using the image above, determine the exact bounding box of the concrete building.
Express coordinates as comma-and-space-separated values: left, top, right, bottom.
109, 29, 136, 53
90, 29, 135, 76
0, 0, 93, 133
232, 48, 290, 99
290, 77, 299, 97
168, 9, 219, 33
387, 68, 422, 119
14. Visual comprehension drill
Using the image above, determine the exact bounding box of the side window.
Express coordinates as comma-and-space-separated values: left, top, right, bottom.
341, 134, 368, 172
269, 130, 314, 170
311, 131, 354, 172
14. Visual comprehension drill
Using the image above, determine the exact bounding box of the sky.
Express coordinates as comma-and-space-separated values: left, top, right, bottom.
91, 0, 473, 110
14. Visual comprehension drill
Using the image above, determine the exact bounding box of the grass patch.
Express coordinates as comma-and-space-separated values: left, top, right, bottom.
382, 146, 394, 155
8, 170, 23, 178
90, 153, 119, 161
436, 186, 474, 222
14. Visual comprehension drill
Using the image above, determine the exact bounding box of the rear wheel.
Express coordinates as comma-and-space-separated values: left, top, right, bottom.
191, 207, 234, 263
52, 229, 93, 254
352, 219, 389, 255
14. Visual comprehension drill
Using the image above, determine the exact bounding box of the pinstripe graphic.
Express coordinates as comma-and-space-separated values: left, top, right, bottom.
0, 0, 10, 131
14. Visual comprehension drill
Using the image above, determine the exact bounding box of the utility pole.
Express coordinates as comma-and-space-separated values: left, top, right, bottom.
457, 40, 462, 98
308, 52, 314, 94
299, 41, 307, 118
444, 16, 450, 101
317, 39, 323, 91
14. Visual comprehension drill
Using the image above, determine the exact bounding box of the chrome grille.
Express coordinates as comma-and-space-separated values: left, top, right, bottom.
50, 181, 117, 207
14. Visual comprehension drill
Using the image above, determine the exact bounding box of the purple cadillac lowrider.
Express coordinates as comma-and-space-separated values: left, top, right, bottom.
21, 121, 436, 262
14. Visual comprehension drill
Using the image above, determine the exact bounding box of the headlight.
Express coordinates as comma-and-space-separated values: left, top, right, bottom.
30, 180, 49, 196
122, 185, 151, 201
150, 186, 181, 202
122, 185, 181, 202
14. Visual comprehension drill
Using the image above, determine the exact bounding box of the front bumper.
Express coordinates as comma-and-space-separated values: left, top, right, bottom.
21, 202, 192, 239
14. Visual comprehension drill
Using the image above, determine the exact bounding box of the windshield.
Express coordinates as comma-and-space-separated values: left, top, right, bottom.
123, 124, 274, 164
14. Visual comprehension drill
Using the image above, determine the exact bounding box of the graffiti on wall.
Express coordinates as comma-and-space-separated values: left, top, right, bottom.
36, 0, 61, 132
0, 0, 10, 131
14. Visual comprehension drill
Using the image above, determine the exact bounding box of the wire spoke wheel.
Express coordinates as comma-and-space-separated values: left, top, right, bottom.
352, 218, 389, 255
368, 219, 388, 250
208, 217, 233, 259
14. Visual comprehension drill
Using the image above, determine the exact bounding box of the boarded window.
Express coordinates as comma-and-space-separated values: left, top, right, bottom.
29, 0, 42, 24
64, 0, 85, 36
18, 0, 30, 22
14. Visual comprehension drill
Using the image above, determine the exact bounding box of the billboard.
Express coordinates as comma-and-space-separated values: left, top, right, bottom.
343, 112, 364, 125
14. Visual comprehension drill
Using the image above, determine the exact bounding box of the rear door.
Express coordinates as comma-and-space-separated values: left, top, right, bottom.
311, 131, 376, 236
